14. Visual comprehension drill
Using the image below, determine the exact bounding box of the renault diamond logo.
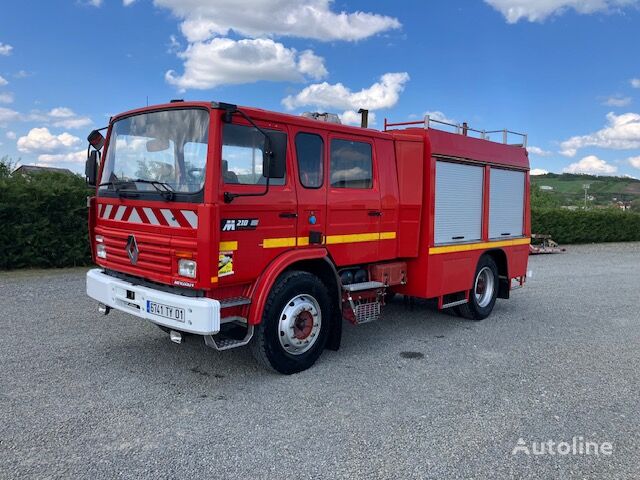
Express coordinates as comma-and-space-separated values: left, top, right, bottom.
126, 235, 139, 265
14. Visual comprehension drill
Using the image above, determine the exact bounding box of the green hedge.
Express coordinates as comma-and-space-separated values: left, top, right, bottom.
532, 207, 640, 244
0, 170, 92, 269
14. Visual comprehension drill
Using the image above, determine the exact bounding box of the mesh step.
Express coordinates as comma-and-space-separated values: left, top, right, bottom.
219, 296, 251, 309
204, 325, 254, 351
342, 281, 385, 292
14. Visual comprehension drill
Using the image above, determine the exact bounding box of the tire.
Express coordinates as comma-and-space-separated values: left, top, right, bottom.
250, 271, 331, 374
457, 255, 499, 321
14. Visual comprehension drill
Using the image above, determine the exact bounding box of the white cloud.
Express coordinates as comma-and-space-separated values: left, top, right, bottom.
154, 0, 401, 43
563, 155, 617, 175
628, 156, 640, 169
485, 0, 639, 23
297, 50, 328, 81
6, 131, 16, 139
166, 38, 327, 90
38, 150, 87, 165
17, 128, 81, 154
339, 110, 377, 126
283, 72, 410, 111
527, 146, 553, 157
0, 92, 13, 104
0, 107, 19, 126
560, 112, 640, 156
123, 0, 136, 5
602, 95, 632, 107
530, 168, 550, 175
0, 75, 8, 87
0, 43, 13, 56
631, 78, 640, 88
47, 108, 93, 129
83, 0, 103, 6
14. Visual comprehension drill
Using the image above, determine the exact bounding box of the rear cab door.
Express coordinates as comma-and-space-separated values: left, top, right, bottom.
326, 133, 381, 266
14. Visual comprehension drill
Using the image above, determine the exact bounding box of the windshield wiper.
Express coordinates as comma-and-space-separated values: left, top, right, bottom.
98, 179, 175, 200
129, 179, 176, 201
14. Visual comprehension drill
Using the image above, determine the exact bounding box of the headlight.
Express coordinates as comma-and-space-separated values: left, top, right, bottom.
96, 243, 107, 259
178, 259, 197, 278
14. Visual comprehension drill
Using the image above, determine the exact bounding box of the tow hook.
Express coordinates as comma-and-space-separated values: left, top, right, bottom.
98, 303, 111, 315
169, 330, 183, 344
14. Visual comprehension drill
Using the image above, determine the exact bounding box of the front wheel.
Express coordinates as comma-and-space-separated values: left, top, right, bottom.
457, 255, 499, 321
250, 271, 331, 374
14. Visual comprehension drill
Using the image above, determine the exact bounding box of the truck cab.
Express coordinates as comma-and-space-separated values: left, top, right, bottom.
86, 101, 530, 374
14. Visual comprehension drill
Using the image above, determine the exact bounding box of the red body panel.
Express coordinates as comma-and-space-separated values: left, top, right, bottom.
90, 102, 530, 319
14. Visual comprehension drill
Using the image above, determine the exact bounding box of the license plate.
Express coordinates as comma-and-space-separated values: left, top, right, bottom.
147, 301, 185, 323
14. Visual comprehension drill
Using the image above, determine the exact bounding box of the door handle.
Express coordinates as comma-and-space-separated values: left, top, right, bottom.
279, 212, 298, 219
368, 210, 383, 217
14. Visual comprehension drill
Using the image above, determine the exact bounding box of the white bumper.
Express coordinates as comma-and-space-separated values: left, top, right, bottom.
86, 269, 220, 335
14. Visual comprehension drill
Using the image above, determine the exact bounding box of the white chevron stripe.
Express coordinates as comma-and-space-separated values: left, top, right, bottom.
114, 206, 126, 221
161, 209, 180, 227
103, 204, 113, 219
181, 210, 198, 228
128, 208, 142, 224
143, 207, 160, 225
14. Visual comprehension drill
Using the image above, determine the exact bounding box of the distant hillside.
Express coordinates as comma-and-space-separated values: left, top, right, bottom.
532, 173, 640, 205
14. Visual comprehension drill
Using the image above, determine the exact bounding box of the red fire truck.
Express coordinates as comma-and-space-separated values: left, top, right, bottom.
85, 101, 530, 374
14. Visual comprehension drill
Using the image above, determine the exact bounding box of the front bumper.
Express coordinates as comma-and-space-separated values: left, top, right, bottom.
86, 269, 220, 335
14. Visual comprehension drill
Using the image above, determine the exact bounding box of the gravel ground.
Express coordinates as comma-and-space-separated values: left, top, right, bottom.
1, 243, 639, 479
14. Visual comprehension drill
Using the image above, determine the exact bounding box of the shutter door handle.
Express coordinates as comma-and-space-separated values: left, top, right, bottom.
279, 212, 298, 219
368, 210, 383, 217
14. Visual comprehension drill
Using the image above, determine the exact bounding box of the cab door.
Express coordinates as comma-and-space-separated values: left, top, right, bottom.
325, 134, 381, 266
217, 120, 297, 286
292, 130, 327, 247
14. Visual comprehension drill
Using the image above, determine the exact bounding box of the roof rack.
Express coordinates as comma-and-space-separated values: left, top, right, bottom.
384, 114, 528, 148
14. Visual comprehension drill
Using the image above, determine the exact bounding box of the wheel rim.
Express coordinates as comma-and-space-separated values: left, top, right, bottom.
278, 294, 322, 355
474, 267, 495, 308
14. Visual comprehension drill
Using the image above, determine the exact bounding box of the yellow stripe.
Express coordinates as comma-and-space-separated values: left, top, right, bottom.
260, 231, 398, 249
429, 238, 531, 255
262, 237, 297, 249
219, 241, 238, 251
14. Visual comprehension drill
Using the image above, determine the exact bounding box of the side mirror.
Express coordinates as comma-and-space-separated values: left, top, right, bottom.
87, 130, 105, 150
262, 138, 285, 179
85, 150, 99, 186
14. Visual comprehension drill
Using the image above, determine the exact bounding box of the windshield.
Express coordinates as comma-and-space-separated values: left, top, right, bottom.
100, 108, 209, 194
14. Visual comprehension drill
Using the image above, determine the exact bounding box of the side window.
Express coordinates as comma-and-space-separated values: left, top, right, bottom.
295, 133, 324, 188
222, 123, 286, 186
330, 139, 373, 189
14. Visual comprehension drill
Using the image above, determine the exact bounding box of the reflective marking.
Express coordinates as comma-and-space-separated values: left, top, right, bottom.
114, 206, 126, 221
181, 210, 198, 228
219, 241, 238, 251
161, 209, 180, 227
260, 231, 398, 249
103, 204, 113, 219
428, 237, 531, 255
143, 207, 160, 225
128, 208, 142, 224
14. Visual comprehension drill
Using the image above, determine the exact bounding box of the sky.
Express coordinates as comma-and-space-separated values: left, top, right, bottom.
1, 0, 640, 176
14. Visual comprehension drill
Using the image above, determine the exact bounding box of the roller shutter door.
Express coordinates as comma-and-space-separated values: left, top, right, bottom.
489, 168, 525, 239
434, 161, 484, 245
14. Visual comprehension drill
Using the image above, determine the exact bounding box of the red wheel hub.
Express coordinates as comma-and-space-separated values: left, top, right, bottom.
293, 311, 314, 340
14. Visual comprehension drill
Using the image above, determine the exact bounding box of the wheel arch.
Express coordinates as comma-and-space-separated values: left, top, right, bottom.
247, 249, 342, 350
484, 248, 510, 299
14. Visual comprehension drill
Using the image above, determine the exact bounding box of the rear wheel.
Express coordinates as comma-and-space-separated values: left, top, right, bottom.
457, 255, 499, 321
250, 271, 330, 374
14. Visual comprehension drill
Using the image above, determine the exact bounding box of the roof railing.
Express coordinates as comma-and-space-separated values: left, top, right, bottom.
384, 114, 528, 148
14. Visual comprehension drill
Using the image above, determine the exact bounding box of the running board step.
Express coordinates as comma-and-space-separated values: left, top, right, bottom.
219, 296, 251, 309
204, 325, 254, 351
342, 281, 385, 292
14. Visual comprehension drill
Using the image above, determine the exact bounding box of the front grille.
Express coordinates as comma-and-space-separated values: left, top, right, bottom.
95, 225, 196, 284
